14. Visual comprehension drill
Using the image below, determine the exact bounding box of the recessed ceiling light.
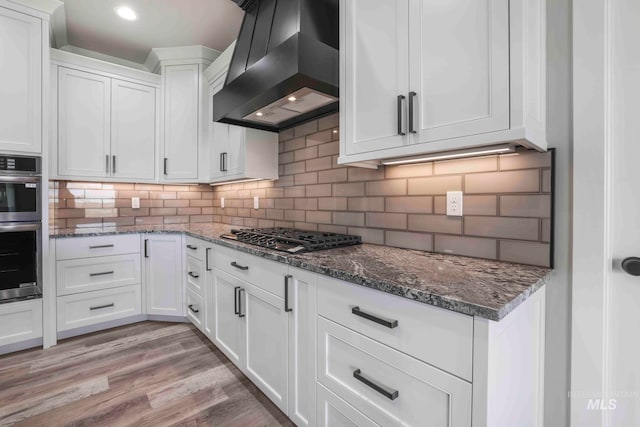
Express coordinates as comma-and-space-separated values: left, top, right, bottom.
115, 6, 137, 21
256, 112, 264, 117
288, 96, 297, 102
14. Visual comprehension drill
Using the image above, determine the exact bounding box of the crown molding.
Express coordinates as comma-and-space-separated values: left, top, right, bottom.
57, 45, 150, 72
145, 45, 221, 74
203, 41, 235, 83
3, 0, 62, 16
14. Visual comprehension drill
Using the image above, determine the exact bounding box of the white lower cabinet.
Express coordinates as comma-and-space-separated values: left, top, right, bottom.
57, 285, 142, 332
209, 268, 244, 366
186, 288, 204, 331
317, 316, 472, 427
143, 234, 184, 317
317, 384, 380, 427
0, 299, 42, 348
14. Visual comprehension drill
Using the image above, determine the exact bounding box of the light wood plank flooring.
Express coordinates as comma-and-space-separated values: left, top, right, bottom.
0, 322, 295, 427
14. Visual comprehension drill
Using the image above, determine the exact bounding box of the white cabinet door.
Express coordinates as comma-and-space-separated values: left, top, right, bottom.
0, 299, 42, 348
341, 0, 410, 155
317, 384, 381, 427
144, 235, 183, 317
111, 79, 156, 181
57, 67, 111, 177
226, 125, 246, 176
209, 75, 229, 180
0, 7, 41, 154
163, 64, 199, 180
409, 0, 509, 143
244, 281, 289, 413
288, 268, 317, 427
210, 268, 244, 366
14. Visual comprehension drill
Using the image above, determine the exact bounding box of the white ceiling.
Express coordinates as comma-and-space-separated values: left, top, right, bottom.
57, 0, 244, 65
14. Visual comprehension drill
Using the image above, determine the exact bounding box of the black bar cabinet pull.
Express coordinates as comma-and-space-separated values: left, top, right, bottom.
188, 304, 199, 314
238, 288, 245, 318
90, 303, 115, 311
284, 275, 293, 312
89, 271, 114, 277
397, 95, 406, 136
231, 261, 248, 271
223, 153, 228, 172
220, 153, 224, 172
112, 155, 117, 173
163, 158, 168, 175
234, 286, 241, 315
205, 248, 212, 271
353, 369, 399, 400
106, 154, 110, 173
89, 244, 114, 250
352, 306, 398, 329
188, 272, 199, 279
187, 245, 197, 250
408, 91, 417, 134
144, 239, 149, 258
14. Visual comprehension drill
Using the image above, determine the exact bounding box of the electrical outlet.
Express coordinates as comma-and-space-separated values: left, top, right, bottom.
221, 197, 225, 208
446, 191, 463, 216
253, 196, 259, 210
131, 197, 140, 209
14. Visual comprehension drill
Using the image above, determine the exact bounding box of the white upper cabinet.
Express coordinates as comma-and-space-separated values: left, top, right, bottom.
57, 67, 111, 178
52, 50, 159, 182
339, 0, 547, 164
204, 45, 279, 184
0, 6, 42, 154
162, 64, 199, 181
110, 79, 157, 180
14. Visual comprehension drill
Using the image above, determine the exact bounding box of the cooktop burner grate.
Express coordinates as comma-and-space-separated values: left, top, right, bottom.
221, 227, 362, 253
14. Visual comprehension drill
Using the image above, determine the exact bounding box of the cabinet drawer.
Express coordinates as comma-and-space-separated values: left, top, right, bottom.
57, 254, 141, 296
186, 288, 204, 332
186, 256, 204, 296
185, 236, 207, 261
0, 299, 42, 348
317, 383, 380, 427
57, 285, 142, 332
215, 245, 288, 297
318, 317, 472, 427
56, 234, 140, 260
317, 276, 473, 381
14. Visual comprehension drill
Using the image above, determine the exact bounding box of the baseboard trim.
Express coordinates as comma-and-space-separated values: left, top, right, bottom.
0, 338, 43, 356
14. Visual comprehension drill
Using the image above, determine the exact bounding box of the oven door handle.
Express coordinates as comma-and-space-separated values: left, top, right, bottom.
0, 223, 41, 232
0, 176, 40, 183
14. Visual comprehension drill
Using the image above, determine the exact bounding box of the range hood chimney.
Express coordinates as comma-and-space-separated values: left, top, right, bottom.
213, 0, 339, 132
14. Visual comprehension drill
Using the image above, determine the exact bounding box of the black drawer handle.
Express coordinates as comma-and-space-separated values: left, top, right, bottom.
89, 271, 114, 277
188, 272, 199, 279
231, 261, 248, 271
353, 369, 399, 401
89, 244, 114, 249
188, 304, 199, 314
205, 248, 212, 271
238, 288, 245, 318
352, 306, 398, 329
234, 286, 241, 315
187, 245, 198, 250
284, 275, 293, 312
90, 303, 114, 311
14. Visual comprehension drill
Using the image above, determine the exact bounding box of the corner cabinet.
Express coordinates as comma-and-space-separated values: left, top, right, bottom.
143, 234, 184, 317
0, 4, 45, 154
339, 0, 547, 164
52, 50, 159, 182
204, 44, 279, 184
161, 64, 200, 181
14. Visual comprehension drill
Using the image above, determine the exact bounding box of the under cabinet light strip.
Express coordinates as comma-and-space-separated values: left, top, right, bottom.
381, 145, 516, 166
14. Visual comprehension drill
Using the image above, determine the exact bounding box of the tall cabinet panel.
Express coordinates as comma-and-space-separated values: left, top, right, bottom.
341, 0, 410, 156
0, 7, 41, 154
57, 67, 111, 178
162, 64, 199, 181
144, 235, 183, 317
409, 0, 509, 143
111, 79, 157, 180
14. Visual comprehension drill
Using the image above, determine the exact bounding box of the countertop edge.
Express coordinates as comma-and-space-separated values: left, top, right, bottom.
51, 228, 550, 321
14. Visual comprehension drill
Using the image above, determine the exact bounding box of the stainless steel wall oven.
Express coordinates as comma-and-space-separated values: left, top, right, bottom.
0, 155, 42, 303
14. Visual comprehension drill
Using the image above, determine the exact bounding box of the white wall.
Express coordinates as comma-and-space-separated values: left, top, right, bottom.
544, 0, 573, 425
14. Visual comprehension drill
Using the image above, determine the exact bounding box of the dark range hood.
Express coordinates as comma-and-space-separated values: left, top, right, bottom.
213, 0, 339, 132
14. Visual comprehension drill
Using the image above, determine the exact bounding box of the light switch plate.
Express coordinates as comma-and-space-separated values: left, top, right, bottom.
446, 191, 463, 216
253, 196, 259, 209
131, 197, 140, 209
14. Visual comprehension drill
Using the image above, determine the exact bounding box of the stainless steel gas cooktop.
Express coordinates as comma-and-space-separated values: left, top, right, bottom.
220, 227, 362, 254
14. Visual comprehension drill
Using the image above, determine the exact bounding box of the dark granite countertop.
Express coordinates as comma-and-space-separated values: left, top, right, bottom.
51, 223, 551, 321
